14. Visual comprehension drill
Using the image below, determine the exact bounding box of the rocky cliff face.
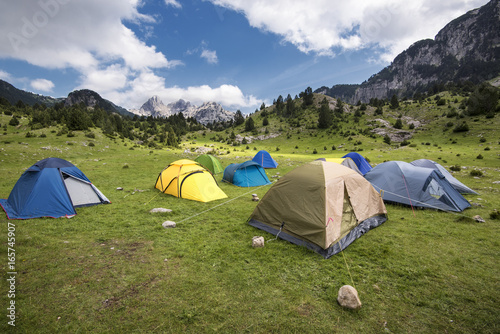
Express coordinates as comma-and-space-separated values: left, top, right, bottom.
186, 101, 235, 125
130, 96, 234, 125
319, 0, 500, 103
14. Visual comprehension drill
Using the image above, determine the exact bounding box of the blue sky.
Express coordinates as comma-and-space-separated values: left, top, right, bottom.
0, 0, 489, 114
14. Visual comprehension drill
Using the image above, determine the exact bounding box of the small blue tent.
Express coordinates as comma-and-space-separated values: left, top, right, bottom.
223, 161, 271, 187
410, 159, 478, 194
364, 161, 470, 212
342, 152, 372, 175
252, 150, 278, 168
0, 157, 110, 219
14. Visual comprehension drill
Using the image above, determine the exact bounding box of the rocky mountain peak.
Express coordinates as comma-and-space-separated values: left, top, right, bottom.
130, 96, 234, 125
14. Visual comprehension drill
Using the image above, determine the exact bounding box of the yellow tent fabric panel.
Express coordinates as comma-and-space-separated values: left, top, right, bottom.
155, 159, 227, 202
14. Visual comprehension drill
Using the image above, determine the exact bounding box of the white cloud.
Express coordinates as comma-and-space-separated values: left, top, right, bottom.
164, 0, 182, 9
0, 0, 173, 71
209, 0, 490, 61
0, 69, 12, 82
30, 78, 54, 92
201, 49, 218, 64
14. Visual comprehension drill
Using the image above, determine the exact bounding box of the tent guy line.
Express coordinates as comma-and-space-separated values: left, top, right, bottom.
177, 182, 274, 224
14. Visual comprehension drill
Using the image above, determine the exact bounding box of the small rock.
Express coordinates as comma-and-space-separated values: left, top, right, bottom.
337, 285, 362, 310
63, 241, 69, 244
473, 215, 485, 223
116, 187, 123, 191
252, 194, 259, 202
493, 181, 500, 184
150, 208, 173, 213
252, 236, 265, 248
162, 221, 176, 228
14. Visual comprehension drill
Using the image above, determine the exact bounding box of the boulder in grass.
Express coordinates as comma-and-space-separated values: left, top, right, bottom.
252, 236, 265, 248
337, 285, 362, 310
150, 208, 173, 214
473, 215, 485, 223
162, 221, 176, 228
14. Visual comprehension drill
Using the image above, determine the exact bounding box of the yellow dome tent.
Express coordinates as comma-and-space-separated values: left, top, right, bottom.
155, 159, 227, 202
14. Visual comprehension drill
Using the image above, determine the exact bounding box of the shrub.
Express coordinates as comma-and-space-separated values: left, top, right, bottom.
122, 164, 129, 169
9, 116, 19, 126
331, 145, 336, 150
394, 118, 403, 129
400, 139, 410, 147
489, 210, 500, 220
313, 148, 318, 154
383, 135, 391, 145
39, 133, 46, 138
88, 142, 95, 147
450, 165, 461, 172
476, 154, 483, 159
470, 169, 483, 177
446, 109, 458, 118
25, 131, 35, 138
85, 131, 95, 139
479, 138, 486, 143
453, 121, 469, 132
436, 98, 446, 106
484, 147, 490, 151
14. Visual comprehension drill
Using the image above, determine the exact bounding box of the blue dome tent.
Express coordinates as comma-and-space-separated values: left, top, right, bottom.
410, 159, 478, 194
0, 157, 110, 219
222, 161, 271, 187
252, 150, 278, 168
342, 152, 372, 175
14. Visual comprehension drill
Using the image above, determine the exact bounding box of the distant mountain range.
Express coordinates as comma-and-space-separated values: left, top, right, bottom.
129, 96, 234, 125
0, 79, 234, 124
316, 0, 500, 103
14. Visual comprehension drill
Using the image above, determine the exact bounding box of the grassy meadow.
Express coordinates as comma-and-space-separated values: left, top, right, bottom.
0, 96, 499, 333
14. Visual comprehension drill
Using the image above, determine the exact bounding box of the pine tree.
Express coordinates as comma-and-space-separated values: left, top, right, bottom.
234, 110, 245, 126
318, 98, 332, 129
245, 117, 255, 131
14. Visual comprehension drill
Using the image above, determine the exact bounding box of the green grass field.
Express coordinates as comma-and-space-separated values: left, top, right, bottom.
0, 103, 499, 333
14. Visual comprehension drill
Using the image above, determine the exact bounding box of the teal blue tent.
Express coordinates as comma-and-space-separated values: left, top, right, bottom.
222, 161, 271, 187
252, 150, 278, 168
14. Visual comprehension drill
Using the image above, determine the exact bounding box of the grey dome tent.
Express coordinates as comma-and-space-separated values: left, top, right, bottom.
410, 159, 478, 194
364, 161, 471, 212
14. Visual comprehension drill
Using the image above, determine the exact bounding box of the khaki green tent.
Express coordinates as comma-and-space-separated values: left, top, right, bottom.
248, 161, 387, 258
195, 154, 223, 174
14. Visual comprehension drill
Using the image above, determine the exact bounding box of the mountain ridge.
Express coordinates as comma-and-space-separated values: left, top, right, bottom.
316, 0, 500, 103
